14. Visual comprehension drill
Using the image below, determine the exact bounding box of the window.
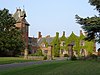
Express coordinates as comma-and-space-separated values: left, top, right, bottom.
80, 49, 85, 56
71, 41, 75, 46
44, 50, 48, 54
80, 40, 85, 46
61, 49, 64, 54
60, 41, 65, 46
41, 43, 45, 47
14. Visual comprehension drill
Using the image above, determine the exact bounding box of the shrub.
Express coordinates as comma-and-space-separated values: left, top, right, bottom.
64, 54, 69, 57
71, 56, 77, 60
43, 56, 47, 60
30, 49, 43, 56
89, 54, 98, 60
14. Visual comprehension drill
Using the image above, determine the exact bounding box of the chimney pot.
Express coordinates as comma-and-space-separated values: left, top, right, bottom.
38, 32, 42, 39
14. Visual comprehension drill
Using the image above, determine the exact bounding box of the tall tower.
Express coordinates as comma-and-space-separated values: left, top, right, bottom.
13, 8, 29, 55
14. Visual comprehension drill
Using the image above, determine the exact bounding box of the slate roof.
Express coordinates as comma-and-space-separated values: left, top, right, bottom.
13, 9, 29, 25
28, 37, 54, 46
28, 37, 38, 46
68, 32, 78, 38
22, 19, 30, 25
37, 37, 54, 46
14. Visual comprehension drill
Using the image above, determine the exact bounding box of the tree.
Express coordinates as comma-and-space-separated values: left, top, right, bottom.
0, 8, 25, 56
75, 0, 100, 43
89, 0, 100, 13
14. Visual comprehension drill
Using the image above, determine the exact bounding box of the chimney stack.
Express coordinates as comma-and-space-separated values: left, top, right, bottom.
56, 32, 59, 38
38, 32, 42, 39
46, 35, 50, 38
63, 31, 65, 36
80, 30, 83, 35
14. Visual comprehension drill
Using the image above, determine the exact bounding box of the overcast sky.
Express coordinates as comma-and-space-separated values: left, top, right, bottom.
0, 0, 99, 49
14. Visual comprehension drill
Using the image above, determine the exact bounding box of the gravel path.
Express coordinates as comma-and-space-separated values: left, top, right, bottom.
0, 60, 53, 71
0, 57, 67, 71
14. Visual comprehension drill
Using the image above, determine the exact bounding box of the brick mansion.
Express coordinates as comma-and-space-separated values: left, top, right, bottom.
13, 8, 96, 59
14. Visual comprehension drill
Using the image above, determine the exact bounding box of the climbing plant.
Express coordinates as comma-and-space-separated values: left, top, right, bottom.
51, 32, 60, 57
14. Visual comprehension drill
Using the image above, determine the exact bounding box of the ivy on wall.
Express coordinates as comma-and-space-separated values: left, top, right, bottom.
39, 31, 94, 57
51, 32, 60, 57
41, 38, 48, 48
60, 31, 67, 52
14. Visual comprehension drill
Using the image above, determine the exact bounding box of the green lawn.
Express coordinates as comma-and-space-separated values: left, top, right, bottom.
0, 60, 100, 75
0, 57, 34, 64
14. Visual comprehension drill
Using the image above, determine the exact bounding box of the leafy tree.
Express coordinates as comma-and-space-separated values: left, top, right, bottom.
75, 0, 100, 43
0, 8, 25, 56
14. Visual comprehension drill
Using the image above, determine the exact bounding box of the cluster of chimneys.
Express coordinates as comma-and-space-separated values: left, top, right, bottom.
38, 31, 65, 39
37, 30, 87, 39
38, 32, 51, 39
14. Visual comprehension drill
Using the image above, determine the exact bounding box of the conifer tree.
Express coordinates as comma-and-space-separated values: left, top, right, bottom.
0, 8, 25, 56
75, 0, 100, 43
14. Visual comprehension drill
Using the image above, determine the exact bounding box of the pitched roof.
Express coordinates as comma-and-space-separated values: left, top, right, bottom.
13, 8, 29, 25
22, 19, 30, 25
79, 31, 85, 40
28, 37, 38, 46
60, 31, 67, 41
67, 32, 79, 41
37, 37, 54, 45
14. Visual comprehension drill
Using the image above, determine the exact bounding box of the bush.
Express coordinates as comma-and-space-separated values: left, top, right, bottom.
30, 49, 43, 56
91, 54, 97, 58
43, 56, 47, 60
89, 54, 98, 60
71, 56, 77, 60
64, 54, 69, 57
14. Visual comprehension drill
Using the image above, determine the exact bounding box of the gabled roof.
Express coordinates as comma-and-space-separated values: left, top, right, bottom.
22, 19, 30, 25
79, 32, 85, 40
13, 8, 29, 25
60, 31, 67, 41
67, 32, 79, 41
60, 35, 67, 42
69, 32, 78, 38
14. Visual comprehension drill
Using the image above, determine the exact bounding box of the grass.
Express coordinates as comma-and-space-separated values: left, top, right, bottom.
0, 57, 34, 64
0, 60, 100, 75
